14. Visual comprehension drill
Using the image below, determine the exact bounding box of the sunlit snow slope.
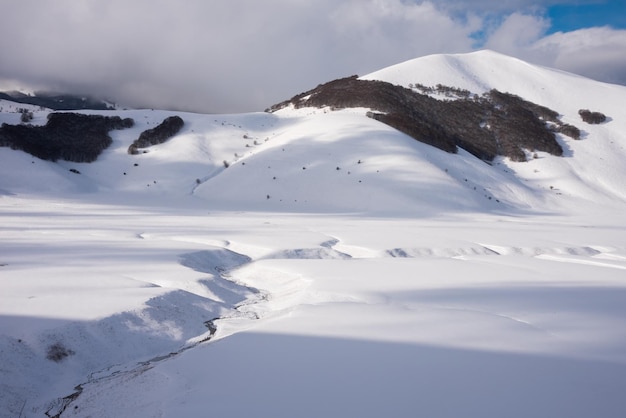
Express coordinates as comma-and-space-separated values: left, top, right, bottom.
1, 50, 626, 418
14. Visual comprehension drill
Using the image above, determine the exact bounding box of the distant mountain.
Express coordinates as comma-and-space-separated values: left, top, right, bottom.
0, 90, 114, 110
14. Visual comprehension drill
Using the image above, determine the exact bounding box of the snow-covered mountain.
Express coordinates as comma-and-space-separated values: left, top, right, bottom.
1, 50, 626, 417
2, 50, 625, 216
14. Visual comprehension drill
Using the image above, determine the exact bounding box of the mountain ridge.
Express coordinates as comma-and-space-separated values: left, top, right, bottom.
0, 91, 114, 111
1, 50, 625, 215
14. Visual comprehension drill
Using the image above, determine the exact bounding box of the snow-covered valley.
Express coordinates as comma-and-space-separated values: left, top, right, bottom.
1, 51, 626, 417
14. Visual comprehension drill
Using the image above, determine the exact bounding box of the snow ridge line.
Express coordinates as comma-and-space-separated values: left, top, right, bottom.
43, 242, 311, 417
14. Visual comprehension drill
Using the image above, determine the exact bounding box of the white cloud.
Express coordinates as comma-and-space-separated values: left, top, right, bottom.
481, 13, 626, 86
532, 27, 626, 85
484, 13, 552, 53
328, 1, 477, 66
0, 0, 624, 112
431, 0, 603, 14
0, 0, 478, 112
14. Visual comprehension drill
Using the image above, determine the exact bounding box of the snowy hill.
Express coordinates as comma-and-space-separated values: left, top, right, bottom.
2, 51, 624, 215
1, 51, 626, 417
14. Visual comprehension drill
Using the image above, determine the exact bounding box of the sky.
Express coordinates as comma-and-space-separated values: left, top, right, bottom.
0, 0, 625, 113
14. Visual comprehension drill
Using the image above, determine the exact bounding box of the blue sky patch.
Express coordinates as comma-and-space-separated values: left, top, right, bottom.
547, 1, 626, 33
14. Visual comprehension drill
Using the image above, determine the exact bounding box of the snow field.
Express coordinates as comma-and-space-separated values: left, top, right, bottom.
1, 50, 626, 416
44, 212, 626, 418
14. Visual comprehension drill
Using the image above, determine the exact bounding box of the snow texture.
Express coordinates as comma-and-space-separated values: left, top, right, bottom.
1, 50, 626, 417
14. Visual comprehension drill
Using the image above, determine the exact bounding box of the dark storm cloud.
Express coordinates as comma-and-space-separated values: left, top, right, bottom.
0, 0, 624, 113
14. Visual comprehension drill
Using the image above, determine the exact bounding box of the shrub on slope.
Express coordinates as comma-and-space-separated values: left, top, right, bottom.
128, 116, 184, 155
0, 113, 134, 162
578, 109, 607, 124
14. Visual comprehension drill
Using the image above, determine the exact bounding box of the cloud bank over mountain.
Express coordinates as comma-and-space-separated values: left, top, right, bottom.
0, 0, 624, 113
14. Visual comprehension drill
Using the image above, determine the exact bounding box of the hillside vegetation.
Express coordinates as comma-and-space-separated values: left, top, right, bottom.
0, 113, 133, 162
269, 76, 579, 162
128, 116, 184, 155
